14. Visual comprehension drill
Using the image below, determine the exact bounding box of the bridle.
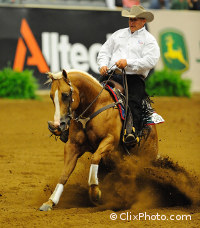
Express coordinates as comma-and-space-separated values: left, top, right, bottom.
58, 79, 74, 132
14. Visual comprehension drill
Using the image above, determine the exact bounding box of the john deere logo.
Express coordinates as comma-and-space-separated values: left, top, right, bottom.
160, 30, 189, 72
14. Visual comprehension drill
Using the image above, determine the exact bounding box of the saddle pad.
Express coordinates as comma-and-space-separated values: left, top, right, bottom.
105, 84, 164, 125
105, 85, 125, 120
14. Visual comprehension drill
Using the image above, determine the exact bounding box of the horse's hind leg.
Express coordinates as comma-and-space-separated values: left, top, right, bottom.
88, 134, 116, 205
39, 141, 82, 211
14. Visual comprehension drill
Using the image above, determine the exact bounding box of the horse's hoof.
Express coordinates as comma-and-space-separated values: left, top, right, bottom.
39, 203, 53, 211
89, 185, 102, 205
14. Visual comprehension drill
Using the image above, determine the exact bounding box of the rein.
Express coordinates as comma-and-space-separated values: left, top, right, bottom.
121, 68, 129, 136
121, 69, 131, 155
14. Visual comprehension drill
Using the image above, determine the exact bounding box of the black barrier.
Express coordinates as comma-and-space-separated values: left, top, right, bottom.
0, 6, 128, 89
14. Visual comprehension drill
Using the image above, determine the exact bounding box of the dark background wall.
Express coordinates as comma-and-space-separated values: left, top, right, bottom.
0, 6, 128, 88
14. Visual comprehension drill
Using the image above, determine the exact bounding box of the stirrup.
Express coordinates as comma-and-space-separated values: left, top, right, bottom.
123, 127, 139, 146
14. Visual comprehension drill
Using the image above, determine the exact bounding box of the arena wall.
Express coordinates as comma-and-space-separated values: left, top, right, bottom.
148, 10, 200, 93
0, 5, 199, 91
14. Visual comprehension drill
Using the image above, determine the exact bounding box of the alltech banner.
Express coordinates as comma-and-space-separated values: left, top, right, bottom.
0, 6, 127, 88
0, 7, 200, 91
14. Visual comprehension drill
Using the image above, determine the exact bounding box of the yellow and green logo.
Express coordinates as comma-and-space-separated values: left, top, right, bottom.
160, 29, 189, 72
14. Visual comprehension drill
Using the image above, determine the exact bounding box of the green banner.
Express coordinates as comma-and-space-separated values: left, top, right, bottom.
160, 29, 189, 72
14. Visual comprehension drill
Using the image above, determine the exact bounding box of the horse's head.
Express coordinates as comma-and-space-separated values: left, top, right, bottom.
47, 69, 79, 134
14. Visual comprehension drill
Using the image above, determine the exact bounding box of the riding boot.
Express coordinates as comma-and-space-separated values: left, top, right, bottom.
123, 108, 140, 146
124, 75, 146, 146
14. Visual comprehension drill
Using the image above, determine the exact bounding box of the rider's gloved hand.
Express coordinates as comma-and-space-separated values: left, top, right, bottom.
115, 59, 127, 69
100, 66, 109, 76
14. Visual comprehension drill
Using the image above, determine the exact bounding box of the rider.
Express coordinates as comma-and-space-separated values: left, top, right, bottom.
97, 5, 160, 145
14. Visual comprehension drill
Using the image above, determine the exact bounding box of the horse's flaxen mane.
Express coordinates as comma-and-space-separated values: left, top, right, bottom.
48, 71, 63, 80
45, 71, 62, 84
45, 69, 102, 87
69, 69, 101, 87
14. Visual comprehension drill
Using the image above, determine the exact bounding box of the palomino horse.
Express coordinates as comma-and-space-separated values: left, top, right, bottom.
39, 69, 158, 211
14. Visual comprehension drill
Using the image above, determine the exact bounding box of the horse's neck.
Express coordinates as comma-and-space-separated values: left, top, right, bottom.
69, 73, 103, 112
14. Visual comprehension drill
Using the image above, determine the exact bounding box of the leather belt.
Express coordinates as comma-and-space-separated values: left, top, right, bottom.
112, 69, 145, 80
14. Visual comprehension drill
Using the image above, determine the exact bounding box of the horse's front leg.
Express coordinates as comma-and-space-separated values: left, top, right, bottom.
39, 142, 81, 211
88, 134, 115, 205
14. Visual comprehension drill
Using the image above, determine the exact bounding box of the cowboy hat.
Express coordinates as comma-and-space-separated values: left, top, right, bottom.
122, 5, 154, 22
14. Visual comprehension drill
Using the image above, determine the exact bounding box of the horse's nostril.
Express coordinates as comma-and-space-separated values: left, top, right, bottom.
48, 121, 58, 129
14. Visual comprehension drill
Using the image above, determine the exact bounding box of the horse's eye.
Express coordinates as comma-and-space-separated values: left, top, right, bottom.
62, 92, 69, 100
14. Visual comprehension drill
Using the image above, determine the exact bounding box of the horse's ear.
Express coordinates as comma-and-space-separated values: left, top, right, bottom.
44, 72, 53, 84
62, 69, 68, 79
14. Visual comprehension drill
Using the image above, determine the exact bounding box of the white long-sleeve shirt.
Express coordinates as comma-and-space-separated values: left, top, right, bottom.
97, 26, 160, 78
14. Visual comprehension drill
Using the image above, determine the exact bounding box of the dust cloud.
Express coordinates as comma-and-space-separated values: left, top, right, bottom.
98, 155, 200, 211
